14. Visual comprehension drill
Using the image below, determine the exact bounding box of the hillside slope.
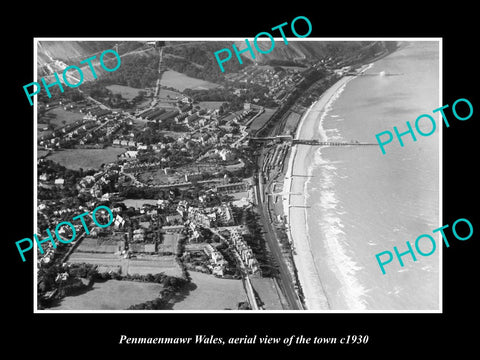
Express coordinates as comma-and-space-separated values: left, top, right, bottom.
37, 41, 149, 81
36, 40, 396, 85
232, 40, 390, 64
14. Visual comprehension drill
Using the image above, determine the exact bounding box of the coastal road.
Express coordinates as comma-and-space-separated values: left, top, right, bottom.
208, 228, 260, 310
254, 171, 303, 310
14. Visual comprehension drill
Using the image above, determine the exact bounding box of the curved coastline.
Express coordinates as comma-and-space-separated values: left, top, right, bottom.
282, 74, 357, 310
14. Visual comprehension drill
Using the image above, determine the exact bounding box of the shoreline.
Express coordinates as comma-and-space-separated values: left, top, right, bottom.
282, 74, 358, 310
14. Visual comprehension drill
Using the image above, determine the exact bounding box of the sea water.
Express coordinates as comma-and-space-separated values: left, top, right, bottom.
304, 41, 440, 310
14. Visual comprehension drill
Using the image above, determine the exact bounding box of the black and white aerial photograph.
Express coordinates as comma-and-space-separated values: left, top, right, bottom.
33, 39, 440, 312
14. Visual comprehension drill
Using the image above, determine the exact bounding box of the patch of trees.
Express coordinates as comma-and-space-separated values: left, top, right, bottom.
163, 42, 252, 83
175, 235, 190, 280
158, 118, 190, 133
133, 127, 172, 145
37, 262, 97, 309
242, 208, 278, 277
322, 41, 368, 58
81, 82, 145, 110
38, 86, 85, 104
297, 67, 328, 91
213, 243, 242, 277
101, 54, 160, 88
298, 75, 340, 108
123, 272, 191, 310
38, 186, 79, 200
256, 68, 330, 137
183, 83, 270, 110
118, 185, 162, 199
237, 301, 251, 310
127, 297, 169, 310
38, 159, 83, 185
94, 271, 189, 288
183, 88, 235, 102
38, 260, 191, 310
256, 93, 295, 137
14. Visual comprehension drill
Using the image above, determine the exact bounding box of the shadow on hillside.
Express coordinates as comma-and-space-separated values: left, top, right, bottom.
166, 281, 198, 309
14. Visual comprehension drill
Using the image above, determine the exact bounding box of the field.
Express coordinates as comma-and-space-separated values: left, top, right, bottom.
50, 280, 163, 310
68, 250, 182, 277
43, 107, 85, 129
106, 84, 143, 100
37, 149, 49, 159
155, 88, 183, 107
46, 147, 126, 170
247, 107, 277, 133
161, 70, 220, 91
250, 277, 287, 310
158, 233, 181, 254
158, 88, 183, 101
74, 237, 122, 253
68, 252, 123, 272
171, 272, 247, 310
283, 111, 301, 134
128, 256, 181, 277
67, 234, 182, 278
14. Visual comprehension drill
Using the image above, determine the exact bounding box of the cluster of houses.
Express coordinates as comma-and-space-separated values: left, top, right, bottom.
112, 128, 226, 157
203, 243, 228, 276
176, 109, 222, 131
36, 201, 116, 266
113, 139, 149, 150
215, 181, 250, 194
135, 96, 193, 120
136, 95, 215, 124
76, 169, 117, 201
120, 148, 239, 186
229, 106, 254, 125
180, 201, 235, 230
229, 228, 260, 275
227, 66, 303, 104
83, 107, 114, 121
38, 107, 126, 149
122, 160, 164, 172
37, 243, 56, 266
36, 84, 266, 283
110, 105, 251, 175
38, 118, 95, 148
137, 100, 224, 134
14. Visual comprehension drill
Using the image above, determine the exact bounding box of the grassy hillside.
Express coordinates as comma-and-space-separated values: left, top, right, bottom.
38, 41, 145, 63
37, 41, 147, 77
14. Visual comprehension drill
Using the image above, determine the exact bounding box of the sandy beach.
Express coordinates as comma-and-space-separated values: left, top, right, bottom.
283, 75, 355, 310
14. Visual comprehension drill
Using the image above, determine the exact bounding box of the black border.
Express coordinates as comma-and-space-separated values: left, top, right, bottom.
6, 5, 478, 355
